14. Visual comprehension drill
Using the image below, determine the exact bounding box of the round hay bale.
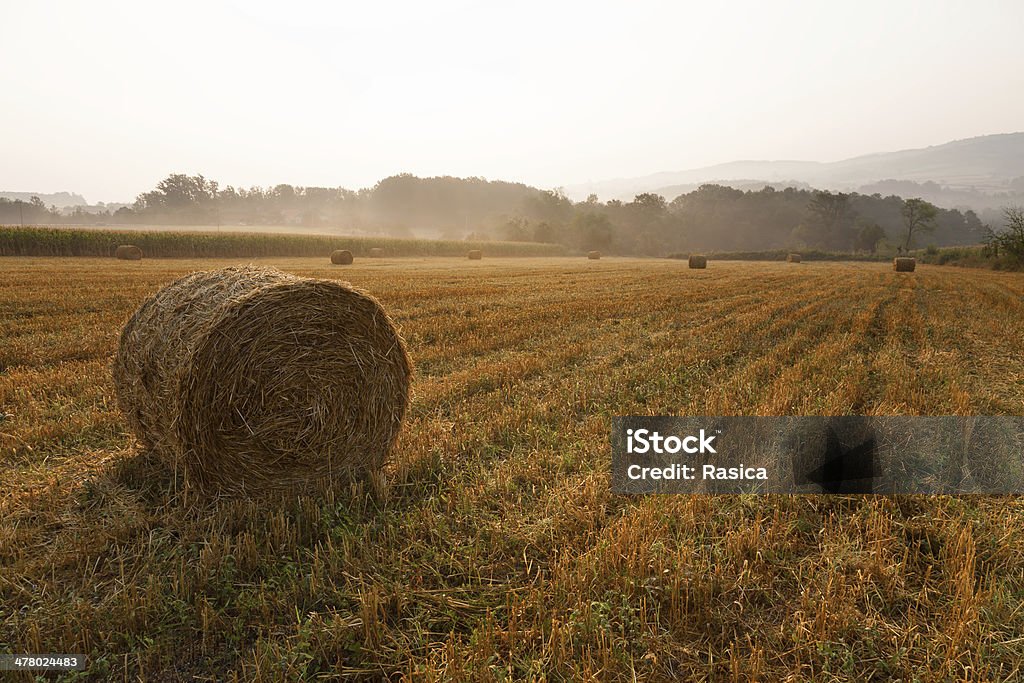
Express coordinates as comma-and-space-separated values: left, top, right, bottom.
688, 254, 707, 269
330, 249, 353, 265
787, 253, 802, 263
115, 245, 143, 260
587, 251, 601, 260
112, 266, 412, 495
894, 257, 916, 272
467, 249, 483, 260
368, 247, 384, 258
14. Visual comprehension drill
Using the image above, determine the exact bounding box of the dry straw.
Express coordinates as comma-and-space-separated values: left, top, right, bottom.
688, 254, 707, 269
787, 253, 802, 263
331, 249, 353, 265
115, 245, 143, 260
467, 249, 483, 260
112, 266, 412, 495
894, 257, 916, 272
369, 247, 384, 258
587, 251, 601, 260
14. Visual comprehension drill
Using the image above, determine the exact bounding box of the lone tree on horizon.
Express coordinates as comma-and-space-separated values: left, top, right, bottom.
901, 198, 938, 251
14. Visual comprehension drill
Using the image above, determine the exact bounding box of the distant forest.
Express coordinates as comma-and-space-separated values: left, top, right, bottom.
0, 173, 1002, 255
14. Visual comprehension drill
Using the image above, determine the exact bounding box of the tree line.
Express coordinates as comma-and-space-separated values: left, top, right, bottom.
1, 173, 1003, 255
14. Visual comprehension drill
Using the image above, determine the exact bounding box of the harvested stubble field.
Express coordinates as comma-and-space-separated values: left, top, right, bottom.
2, 256, 1024, 681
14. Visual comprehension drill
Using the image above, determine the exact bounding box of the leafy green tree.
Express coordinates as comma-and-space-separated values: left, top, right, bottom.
807, 191, 856, 248
135, 174, 219, 211
569, 212, 615, 251
790, 223, 814, 247
532, 221, 557, 244
901, 198, 938, 250
524, 189, 574, 225
855, 220, 887, 253
0, 196, 63, 224
499, 217, 531, 242
986, 206, 1024, 260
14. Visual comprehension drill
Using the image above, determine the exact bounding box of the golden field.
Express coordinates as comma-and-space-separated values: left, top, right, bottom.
2, 256, 1024, 681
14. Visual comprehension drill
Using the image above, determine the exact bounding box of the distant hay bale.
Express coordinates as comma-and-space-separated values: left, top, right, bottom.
894, 257, 916, 272
368, 247, 384, 258
330, 249, 353, 265
688, 254, 707, 269
587, 251, 601, 260
112, 266, 412, 495
467, 249, 483, 260
115, 245, 143, 260
787, 253, 802, 263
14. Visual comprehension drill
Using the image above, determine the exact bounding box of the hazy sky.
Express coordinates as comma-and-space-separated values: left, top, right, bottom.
3, 0, 1023, 203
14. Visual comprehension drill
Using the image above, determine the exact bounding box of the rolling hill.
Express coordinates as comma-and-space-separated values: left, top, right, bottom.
566, 133, 1024, 203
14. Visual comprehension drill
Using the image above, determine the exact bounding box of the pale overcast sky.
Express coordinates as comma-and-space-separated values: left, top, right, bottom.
3, 0, 1023, 203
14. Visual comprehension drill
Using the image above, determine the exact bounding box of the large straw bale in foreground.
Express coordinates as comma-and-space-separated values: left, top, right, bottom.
331, 249, 353, 265
894, 257, 916, 272
115, 245, 143, 260
587, 251, 601, 260
688, 254, 707, 269
112, 266, 412, 495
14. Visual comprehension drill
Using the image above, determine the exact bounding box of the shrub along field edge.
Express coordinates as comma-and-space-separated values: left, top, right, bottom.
668, 246, 1023, 270
918, 244, 1024, 271
0, 226, 566, 258
667, 249, 890, 262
